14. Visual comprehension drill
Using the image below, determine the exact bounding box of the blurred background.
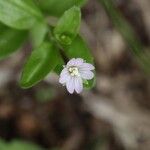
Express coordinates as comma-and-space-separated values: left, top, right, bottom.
0, 0, 150, 149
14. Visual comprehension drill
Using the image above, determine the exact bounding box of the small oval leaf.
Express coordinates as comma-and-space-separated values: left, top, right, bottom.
54, 6, 81, 45
64, 35, 94, 63
20, 42, 59, 88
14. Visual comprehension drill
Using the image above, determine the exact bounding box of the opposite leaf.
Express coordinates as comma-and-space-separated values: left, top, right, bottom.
64, 35, 93, 63
0, 0, 43, 29
30, 22, 48, 48
0, 25, 27, 59
20, 42, 59, 88
54, 6, 81, 45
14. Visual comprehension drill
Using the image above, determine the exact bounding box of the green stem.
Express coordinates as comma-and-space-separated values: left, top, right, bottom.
48, 25, 68, 63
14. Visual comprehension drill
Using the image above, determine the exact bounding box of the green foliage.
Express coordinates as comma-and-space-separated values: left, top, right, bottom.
54, 6, 81, 45
64, 35, 93, 63
20, 42, 59, 88
37, 0, 87, 17
53, 55, 64, 74
0, 24, 27, 59
30, 22, 48, 48
0, 0, 95, 91
0, 0, 43, 29
0, 139, 44, 150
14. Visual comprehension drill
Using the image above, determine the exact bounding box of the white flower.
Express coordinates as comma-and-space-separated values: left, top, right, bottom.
59, 58, 95, 94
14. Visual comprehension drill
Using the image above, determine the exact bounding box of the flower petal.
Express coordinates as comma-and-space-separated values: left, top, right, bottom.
60, 68, 68, 76
74, 58, 84, 66
59, 73, 70, 84
74, 77, 83, 94
66, 77, 75, 94
80, 70, 94, 80
59, 67, 70, 84
79, 63, 95, 71
67, 58, 76, 66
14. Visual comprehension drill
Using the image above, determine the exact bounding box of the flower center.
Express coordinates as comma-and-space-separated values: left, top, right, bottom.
68, 66, 80, 76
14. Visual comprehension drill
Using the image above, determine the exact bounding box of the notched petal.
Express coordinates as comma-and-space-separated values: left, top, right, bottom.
74, 58, 84, 66
75, 77, 83, 93
66, 77, 75, 94
79, 63, 95, 71
60, 68, 68, 76
67, 58, 76, 66
80, 70, 94, 80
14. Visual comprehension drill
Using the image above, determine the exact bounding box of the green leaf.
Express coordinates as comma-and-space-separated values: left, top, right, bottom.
20, 42, 59, 88
64, 35, 93, 63
0, 139, 44, 150
53, 51, 64, 74
0, 139, 6, 150
54, 64, 64, 75
9, 140, 44, 150
37, 0, 87, 17
30, 22, 48, 48
0, 24, 27, 59
54, 6, 81, 45
83, 74, 96, 90
64, 35, 95, 89
0, 0, 43, 29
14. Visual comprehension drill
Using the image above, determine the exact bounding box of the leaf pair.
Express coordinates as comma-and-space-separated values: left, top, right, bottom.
0, 0, 95, 90
0, 0, 51, 88
53, 7, 95, 89
21, 5, 95, 89
21, 6, 82, 88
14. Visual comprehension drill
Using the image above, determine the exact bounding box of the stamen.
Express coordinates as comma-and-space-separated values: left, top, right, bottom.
68, 66, 80, 76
